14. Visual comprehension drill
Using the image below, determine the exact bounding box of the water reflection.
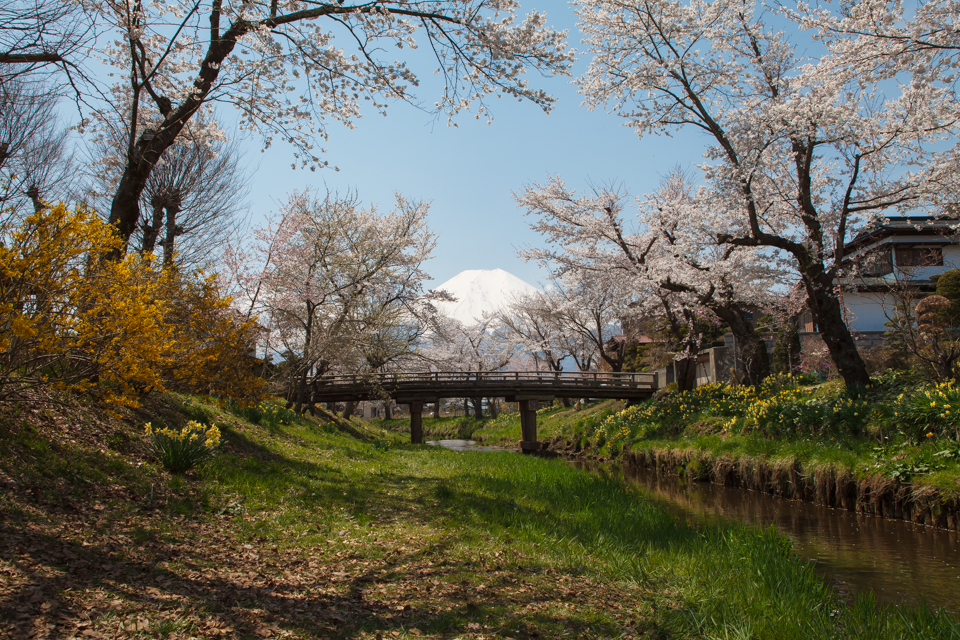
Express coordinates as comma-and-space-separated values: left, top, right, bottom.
604, 464, 960, 611
426, 439, 504, 452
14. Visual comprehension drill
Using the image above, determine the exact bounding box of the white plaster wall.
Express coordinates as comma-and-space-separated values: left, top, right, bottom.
842, 292, 898, 332
944, 245, 960, 269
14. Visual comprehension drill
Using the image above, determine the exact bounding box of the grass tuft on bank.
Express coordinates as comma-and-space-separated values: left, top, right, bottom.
2, 390, 958, 638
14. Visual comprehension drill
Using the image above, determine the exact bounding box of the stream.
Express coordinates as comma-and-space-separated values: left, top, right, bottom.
615, 464, 960, 611
429, 439, 960, 611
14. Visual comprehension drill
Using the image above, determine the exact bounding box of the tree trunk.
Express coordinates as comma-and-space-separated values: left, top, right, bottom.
599, 341, 625, 372
25, 184, 42, 213
342, 401, 357, 421
384, 402, 392, 420
806, 274, 871, 390
433, 402, 441, 418
160, 192, 182, 266
294, 301, 315, 414
489, 398, 499, 418
675, 319, 702, 392
294, 366, 309, 415
675, 356, 698, 392
471, 397, 483, 418
713, 304, 770, 386
142, 198, 164, 254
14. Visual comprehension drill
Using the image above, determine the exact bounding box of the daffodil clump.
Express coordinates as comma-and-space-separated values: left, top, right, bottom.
595, 382, 760, 447
745, 388, 872, 437
145, 421, 221, 474
224, 398, 298, 428
255, 402, 298, 429
594, 374, 874, 448
892, 381, 960, 440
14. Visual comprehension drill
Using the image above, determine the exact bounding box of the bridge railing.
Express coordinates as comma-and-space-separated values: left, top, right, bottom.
314, 370, 657, 388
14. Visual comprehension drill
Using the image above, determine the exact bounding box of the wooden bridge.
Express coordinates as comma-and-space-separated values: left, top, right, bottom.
310, 371, 658, 452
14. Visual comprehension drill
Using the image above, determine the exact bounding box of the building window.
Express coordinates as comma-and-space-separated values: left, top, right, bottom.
861, 247, 893, 276
895, 246, 943, 267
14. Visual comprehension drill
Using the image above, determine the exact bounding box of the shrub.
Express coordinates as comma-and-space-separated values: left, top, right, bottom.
159, 268, 266, 401
145, 421, 221, 474
0, 203, 264, 407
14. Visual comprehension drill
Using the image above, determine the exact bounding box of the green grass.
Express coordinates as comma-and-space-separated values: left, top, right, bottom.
3, 392, 960, 638
207, 402, 958, 638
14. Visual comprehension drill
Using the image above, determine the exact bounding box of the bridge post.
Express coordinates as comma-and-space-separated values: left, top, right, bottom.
410, 402, 423, 444
519, 399, 539, 453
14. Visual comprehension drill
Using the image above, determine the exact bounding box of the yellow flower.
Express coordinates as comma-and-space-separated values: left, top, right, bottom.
927, 432, 934, 438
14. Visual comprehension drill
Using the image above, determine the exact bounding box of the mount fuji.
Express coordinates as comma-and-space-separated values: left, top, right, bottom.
432, 268, 540, 325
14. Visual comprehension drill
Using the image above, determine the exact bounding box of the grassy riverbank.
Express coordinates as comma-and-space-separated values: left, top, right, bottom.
3, 392, 959, 638
387, 372, 960, 506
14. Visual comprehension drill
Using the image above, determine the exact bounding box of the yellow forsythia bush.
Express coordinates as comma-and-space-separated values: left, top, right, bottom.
158, 267, 266, 400
0, 203, 264, 407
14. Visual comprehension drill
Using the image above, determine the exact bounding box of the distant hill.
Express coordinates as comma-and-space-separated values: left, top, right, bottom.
432, 268, 539, 325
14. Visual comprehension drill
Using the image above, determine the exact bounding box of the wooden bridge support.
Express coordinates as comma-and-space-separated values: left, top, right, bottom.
519, 399, 539, 453
410, 402, 423, 444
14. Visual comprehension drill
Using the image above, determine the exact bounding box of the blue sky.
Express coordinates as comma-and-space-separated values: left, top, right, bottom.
242, 3, 709, 289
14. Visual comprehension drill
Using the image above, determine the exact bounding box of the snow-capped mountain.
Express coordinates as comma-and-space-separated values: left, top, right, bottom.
432, 268, 539, 325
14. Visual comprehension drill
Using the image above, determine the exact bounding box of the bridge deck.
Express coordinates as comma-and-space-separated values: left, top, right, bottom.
308, 370, 658, 402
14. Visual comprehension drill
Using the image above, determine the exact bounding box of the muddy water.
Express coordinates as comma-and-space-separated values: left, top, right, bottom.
614, 465, 960, 611
428, 440, 960, 610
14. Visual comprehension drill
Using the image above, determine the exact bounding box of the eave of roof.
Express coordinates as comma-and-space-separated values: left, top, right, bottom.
846, 217, 959, 253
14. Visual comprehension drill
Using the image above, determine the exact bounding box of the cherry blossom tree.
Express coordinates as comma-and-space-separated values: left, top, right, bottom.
638, 170, 781, 385
421, 314, 514, 417
550, 271, 634, 373
798, 0, 960, 89
573, 0, 960, 390
226, 189, 436, 413
496, 290, 567, 373
78, 0, 572, 254
517, 178, 753, 390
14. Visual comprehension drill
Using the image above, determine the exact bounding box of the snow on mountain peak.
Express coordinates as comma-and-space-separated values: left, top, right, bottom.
432, 269, 539, 325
